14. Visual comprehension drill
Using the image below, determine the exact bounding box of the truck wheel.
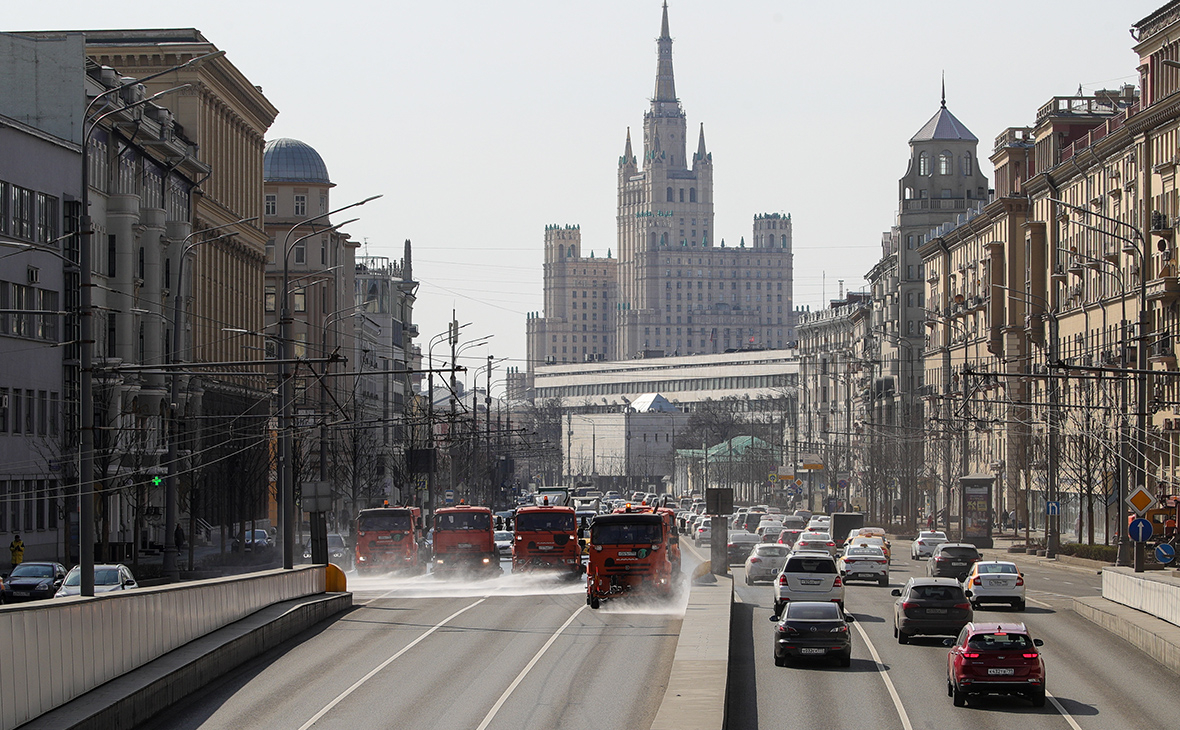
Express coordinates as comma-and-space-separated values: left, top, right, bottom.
590, 596, 601, 610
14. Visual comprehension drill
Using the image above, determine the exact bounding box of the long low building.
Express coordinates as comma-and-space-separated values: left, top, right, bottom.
532, 350, 799, 410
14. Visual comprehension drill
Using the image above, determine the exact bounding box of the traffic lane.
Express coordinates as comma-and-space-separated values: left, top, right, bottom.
904, 544, 1102, 603
730, 566, 907, 730
854, 558, 1180, 729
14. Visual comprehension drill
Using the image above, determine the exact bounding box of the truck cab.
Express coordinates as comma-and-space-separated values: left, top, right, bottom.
586, 511, 673, 609
432, 503, 500, 575
354, 506, 425, 574
512, 502, 582, 574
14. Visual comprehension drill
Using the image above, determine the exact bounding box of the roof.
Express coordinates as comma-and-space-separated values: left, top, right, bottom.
631, 393, 679, 412
910, 104, 978, 144
264, 137, 331, 184
593, 512, 663, 525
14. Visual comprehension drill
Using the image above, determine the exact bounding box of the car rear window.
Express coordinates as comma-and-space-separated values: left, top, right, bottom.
755, 545, 790, 557
978, 563, 1017, 574
968, 632, 1032, 650
939, 546, 980, 558
785, 557, 836, 573
786, 602, 842, 620
801, 533, 831, 541
908, 584, 965, 600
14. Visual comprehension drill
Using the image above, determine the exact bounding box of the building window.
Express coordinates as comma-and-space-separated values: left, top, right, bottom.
907, 235, 915, 250
265, 286, 276, 312
963, 152, 973, 176
938, 151, 952, 175
294, 195, 307, 216
919, 151, 930, 176
36, 193, 58, 244
294, 242, 306, 264
679, 189, 684, 202
690, 188, 697, 203
265, 194, 276, 216
666, 187, 673, 202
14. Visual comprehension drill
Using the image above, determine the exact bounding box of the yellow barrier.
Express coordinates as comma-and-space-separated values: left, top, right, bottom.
325, 563, 348, 592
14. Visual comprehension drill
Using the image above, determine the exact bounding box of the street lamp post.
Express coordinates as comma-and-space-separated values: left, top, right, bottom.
279, 200, 378, 570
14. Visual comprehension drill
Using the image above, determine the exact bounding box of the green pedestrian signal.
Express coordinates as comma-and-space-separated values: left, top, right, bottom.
152, 476, 163, 486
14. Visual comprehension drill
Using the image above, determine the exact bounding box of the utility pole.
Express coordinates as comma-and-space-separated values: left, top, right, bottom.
449, 311, 458, 500
1046, 312, 1061, 558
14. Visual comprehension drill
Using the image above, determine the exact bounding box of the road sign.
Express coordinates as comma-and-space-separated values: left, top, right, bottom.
1046, 500, 1060, 516
1127, 486, 1157, 515
794, 478, 803, 487
767, 474, 778, 482
444, 489, 455, 505
1155, 542, 1176, 564
1129, 517, 1153, 543
837, 479, 849, 489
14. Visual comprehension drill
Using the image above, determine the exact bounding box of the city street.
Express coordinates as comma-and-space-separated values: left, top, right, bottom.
722, 540, 1180, 729
134, 564, 684, 730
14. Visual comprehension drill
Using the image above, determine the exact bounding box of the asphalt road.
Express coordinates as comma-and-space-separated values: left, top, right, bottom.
136, 563, 684, 730
725, 541, 1180, 730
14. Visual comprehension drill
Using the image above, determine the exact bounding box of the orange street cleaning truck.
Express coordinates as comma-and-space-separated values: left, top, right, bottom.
354, 505, 425, 574
512, 500, 581, 574
586, 511, 672, 609
432, 503, 500, 575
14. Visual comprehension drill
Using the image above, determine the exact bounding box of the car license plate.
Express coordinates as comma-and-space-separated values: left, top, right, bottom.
14, 591, 30, 597
457, 543, 472, 548
988, 579, 1007, 586
799, 647, 826, 655
618, 551, 636, 556
988, 668, 1014, 675
377, 536, 391, 540
926, 607, 947, 614
799, 579, 822, 585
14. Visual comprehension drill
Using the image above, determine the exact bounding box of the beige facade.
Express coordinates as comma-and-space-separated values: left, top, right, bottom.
526, 225, 617, 366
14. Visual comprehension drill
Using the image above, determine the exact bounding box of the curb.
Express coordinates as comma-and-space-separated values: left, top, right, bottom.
650, 573, 733, 730
1072, 595, 1180, 675
21, 592, 352, 730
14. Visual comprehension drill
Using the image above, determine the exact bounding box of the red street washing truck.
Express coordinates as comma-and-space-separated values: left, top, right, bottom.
586, 509, 673, 609
432, 502, 500, 574
354, 506, 425, 575
512, 499, 582, 574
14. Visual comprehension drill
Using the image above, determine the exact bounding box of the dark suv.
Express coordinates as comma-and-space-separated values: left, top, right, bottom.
893, 577, 973, 642
927, 543, 981, 579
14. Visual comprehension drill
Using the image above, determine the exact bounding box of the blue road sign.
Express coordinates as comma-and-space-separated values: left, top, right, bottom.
1129, 517, 1153, 543
444, 489, 455, 505
1155, 542, 1176, 564
1046, 500, 1061, 516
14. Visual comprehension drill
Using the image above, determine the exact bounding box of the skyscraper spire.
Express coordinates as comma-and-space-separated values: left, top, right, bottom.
695, 122, 708, 162
625, 127, 634, 160
941, 70, 946, 108
653, 1, 677, 106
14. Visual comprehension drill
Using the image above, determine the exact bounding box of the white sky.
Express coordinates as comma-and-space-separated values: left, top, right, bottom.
3, 0, 1163, 387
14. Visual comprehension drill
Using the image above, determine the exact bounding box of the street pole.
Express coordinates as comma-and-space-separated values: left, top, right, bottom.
1046, 312, 1060, 558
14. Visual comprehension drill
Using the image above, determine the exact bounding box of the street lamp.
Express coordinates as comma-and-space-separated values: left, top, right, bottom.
77, 52, 221, 595
278, 204, 376, 571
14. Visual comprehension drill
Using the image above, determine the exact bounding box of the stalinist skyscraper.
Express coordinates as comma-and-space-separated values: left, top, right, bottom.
526, 2, 794, 372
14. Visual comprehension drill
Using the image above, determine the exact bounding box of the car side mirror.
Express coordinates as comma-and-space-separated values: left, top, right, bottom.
123, 579, 135, 587
1033, 638, 1044, 647
769, 615, 780, 622
942, 638, 955, 647
957, 573, 968, 582
890, 589, 901, 597
0, 573, 7, 580
964, 589, 973, 598
844, 614, 855, 623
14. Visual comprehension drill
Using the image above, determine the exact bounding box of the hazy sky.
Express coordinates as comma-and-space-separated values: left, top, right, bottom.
3, 0, 1163, 388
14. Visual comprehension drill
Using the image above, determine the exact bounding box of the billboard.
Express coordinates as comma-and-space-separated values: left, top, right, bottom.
960, 475, 994, 548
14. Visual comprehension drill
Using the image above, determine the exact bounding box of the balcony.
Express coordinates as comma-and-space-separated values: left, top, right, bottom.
1147, 276, 1180, 304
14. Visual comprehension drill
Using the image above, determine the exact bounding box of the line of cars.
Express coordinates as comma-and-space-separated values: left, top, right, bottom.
1, 561, 138, 603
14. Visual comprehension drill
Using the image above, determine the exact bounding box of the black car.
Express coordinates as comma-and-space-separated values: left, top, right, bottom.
2, 562, 67, 603
2, 563, 67, 603
770, 600, 853, 667
928, 543, 981, 578
893, 577, 973, 643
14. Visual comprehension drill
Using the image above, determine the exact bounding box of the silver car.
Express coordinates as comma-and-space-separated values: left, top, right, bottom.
744, 543, 791, 585
55, 564, 138, 597
837, 545, 890, 586
793, 531, 838, 557
911, 530, 948, 559
773, 552, 844, 615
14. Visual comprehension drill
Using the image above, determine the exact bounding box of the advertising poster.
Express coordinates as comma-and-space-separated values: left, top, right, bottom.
963, 482, 992, 541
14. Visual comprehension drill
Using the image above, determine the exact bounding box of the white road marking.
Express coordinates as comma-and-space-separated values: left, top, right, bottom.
850, 617, 914, 730
297, 598, 486, 730
475, 604, 588, 730
1048, 691, 1084, 730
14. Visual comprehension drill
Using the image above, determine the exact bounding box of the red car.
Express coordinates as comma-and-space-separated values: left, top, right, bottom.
946, 622, 1046, 707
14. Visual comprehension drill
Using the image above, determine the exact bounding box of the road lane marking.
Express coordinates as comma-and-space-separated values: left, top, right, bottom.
475, 604, 587, 730
1027, 597, 1053, 609
1047, 691, 1084, 730
850, 617, 914, 730
298, 598, 486, 730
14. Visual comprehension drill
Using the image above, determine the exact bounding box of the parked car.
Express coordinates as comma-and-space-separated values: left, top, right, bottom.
744, 543, 791, 585
928, 543, 982, 578
892, 577, 973, 643
962, 561, 1026, 610
770, 600, 853, 667
302, 533, 355, 569
2, 562, 68, 603
55, 564, 138, 597
232, 529, 272, 552
773, 552, 844, 616
494, 530, 514, 558
911, 530, 949, 559
838, 545, 889, 586
946, 622, 1045, 707
727, 533, 762, 564
793, 531, 838, 557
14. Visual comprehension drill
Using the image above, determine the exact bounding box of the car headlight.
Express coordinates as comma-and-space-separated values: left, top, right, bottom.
37, 581, 52, 591
331, 551, 344, 558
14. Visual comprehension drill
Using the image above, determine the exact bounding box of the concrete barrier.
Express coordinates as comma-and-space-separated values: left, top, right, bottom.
1074, 595, 1180, 675
650, 574, 733, 730
1102, 566, 1180, 627
0, 566, 324, 730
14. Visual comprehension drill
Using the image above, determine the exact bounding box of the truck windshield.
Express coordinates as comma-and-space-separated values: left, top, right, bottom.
592, 522, 663, 545
358, 513, 412, 531
517, 513, 576, 532
436, 512, 491, 531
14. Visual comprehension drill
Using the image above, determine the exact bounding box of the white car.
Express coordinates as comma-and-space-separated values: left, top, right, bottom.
694, 518, 712, 546
55, 564, 138, 597
793, 531, 838, 557
773, 552, 844, 615
962, 560, 1026, 610
745, 543, 791, 584
837, 545, 889, 586
911, 530, 948, 559
807, 515, 831, 531
494, 530, 513, 558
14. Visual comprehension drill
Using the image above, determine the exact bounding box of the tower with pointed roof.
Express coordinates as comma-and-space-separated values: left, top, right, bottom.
525, 2, 794, 377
